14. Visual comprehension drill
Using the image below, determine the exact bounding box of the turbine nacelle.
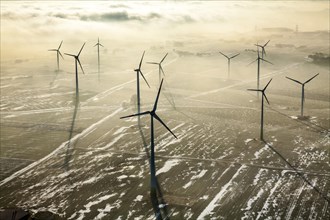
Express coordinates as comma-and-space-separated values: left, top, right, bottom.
147, 53, 168, 77
64, 42, 86, 75
219, 51, 240, 61
94, 38, 104, 47
255, 40, 270, 57
247, 78, 272, 104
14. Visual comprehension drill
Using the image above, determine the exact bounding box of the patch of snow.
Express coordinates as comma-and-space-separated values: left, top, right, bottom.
113, 126, 129, 135
183, 170, 208, 189
253, 169, 267, 186
117, 175, 128, 181
134, 195, 143, 202
256, 172, 286, 220
242, 188, 264, 211
159, 203, 167, 208
254, 145, 268, 159
245, 138, 254, 145
197, 165, 247, 219
285, 183, 305, 219
73, 193, 117, 220
200, 195, 209, 200
98, 133, 126, 150
156, 159, 180, 175
80, 127, 97, 139
183, 181, 193, 189
82, 176, 100, 185
95, 204, 117, 219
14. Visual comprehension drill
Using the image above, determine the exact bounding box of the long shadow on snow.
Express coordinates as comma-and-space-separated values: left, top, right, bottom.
262, 139, 330, 203
138, 123, 171, 220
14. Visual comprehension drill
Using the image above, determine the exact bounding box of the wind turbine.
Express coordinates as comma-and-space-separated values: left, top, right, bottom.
286, 73, 319, 117
247, 79, 272, 140
219, 51, 240, 78
255, 40, 270, 60
120, 79, 177, 220
134, 51, 150, 123
248, 48, 273, 97
147, 53, 168, 85
147, 53, 176, 109
64, 43, 85, 93
94, 37, 104, 81
48, 41, 64, 71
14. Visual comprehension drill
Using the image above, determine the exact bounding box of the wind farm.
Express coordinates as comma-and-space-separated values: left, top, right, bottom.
1, 1, 329, 219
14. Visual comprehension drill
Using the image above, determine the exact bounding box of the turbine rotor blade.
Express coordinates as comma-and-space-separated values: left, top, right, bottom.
120, 111, 150, 119
139, 51, 145, 69
263, 92, 270, 105
48, 49, 57, 51
58, 40, 63, 50
285, 76, 302, 85
58, 51, 64, 59
230, 53, 240, 59
78, 42, 86, 57
304, 73, 319, 84
77, 58, 85, 74
153, 79, 164, 111
160, 53, 168, 63
247, 59, 257, 66
247, 89, 262, 92
263, 48, 267, 56
94, 44, 98, 47
160, 65, 165, 76
263, 78, 272, 91
147, 62, 159, 65
99, 44, 104, 47
153, 113, 177, 139
64, 53, 76, 57
260, 58, 273, 65
139, 70, 150, 88
264, 40, 270, 47
219, 51, 229, 59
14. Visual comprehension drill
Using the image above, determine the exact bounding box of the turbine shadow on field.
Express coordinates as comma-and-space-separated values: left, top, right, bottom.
50, 70, 60, 87
267, 105, 328, 133
262, 140, 330, 202
138, 124, 149, 156
138, 123, 170, 220
63, 94, 80, 172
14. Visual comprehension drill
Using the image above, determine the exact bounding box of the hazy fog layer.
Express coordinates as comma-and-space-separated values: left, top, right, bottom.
1, 1, 329, 61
